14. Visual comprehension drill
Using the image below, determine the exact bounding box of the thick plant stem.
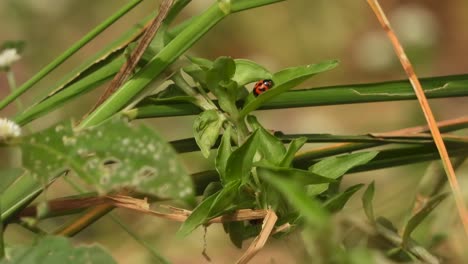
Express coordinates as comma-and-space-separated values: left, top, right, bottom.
80, 4, 227, 128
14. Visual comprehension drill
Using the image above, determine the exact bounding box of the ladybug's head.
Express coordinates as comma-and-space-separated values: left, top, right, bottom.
262, 79, 274, 87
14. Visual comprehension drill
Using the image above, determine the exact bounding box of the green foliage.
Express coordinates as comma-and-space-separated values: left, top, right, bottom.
0, 0, 465, 262
21, 118, 193, 200
193, 110, 225, 157
224, 130, 260, 183
402, 193, 448, 246
362, 181, 376, 224
1, 236, 116, 264
239, 60, 339, 118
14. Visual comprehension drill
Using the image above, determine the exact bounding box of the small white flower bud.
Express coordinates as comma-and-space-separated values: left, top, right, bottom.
0, 118, 21, 140
0, 48, 21, 69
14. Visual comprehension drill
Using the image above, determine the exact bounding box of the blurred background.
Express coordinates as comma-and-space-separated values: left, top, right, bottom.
1, 0, 468, 263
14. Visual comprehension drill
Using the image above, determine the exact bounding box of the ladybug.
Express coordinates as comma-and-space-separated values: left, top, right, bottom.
253, 79, 274, 97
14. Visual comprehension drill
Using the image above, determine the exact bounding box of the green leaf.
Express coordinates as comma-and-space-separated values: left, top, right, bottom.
247, 115, 286, 165
21, 118, 193, 200
240, 60, 338, 118
402, 193, 448, 246
1, 236, 116, 264
232, 59, 272, 87
309, 151, 379, 179
280, 137, 307, 167
178, 180, 241, 236
206, 57, 236, 90
323, 184, 364, 213
224, 221, 246, 249
187, 56, 213, 69
225, 130, 260, 183
362, 181, 375, 223
215, 126, 233, 183
206, 57, 239, 114
258, 167, 329, 228
193, 110, 225, 158
183, 64, 207, 85
307, 151, 378, 197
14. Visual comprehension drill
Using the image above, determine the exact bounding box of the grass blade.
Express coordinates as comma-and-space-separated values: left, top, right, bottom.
367, 0, 468, 237
0, 0, 143, 111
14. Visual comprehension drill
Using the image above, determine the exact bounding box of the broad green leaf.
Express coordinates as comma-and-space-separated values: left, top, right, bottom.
362, 181, 375, 223
323, 184, 364, 213
1, 235, 116, 264
206, 57, 238, 114
247, 115, 286, 165
178, 180, 241, 236
307, 151, 378, 197
193, 110, 225, 158
225, 130, 260, 183
215, 125, 233, 183
232, 59, 272, 87
280, 137, 307, 167
257, 167, 329, 228
206, 57, 236, 90
240, 60, 338, 118
309, 151, 379, 179
21, 118, 193, 200
402, 193, 448, 246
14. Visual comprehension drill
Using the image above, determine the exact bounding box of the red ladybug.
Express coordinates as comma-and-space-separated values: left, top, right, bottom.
253, 79, 274, 97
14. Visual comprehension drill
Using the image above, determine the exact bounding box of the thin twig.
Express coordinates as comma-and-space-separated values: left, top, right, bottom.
85, 0, 174, 117
366, 0, 468, 237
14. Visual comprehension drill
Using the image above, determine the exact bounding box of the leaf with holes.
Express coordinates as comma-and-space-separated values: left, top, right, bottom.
1, 235, 116, 264
21, 118, 193, 200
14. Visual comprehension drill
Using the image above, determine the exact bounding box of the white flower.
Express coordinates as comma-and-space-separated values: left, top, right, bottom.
0, 118, 21, 140
0, 48, 21, 69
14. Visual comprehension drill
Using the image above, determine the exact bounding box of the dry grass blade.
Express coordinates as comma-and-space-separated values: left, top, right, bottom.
236, 210, 278, 264
86, 0, 174, 116
366, 0, 468, 236
19, 195, 269, 223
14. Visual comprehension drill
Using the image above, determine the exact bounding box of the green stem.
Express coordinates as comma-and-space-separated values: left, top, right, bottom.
0, 0, 143, 111
133, 74, 468, 118
6, 70, 23, 111
80, 3, 227, 128
0, 201, 3, 258
80, 0, 284, 127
